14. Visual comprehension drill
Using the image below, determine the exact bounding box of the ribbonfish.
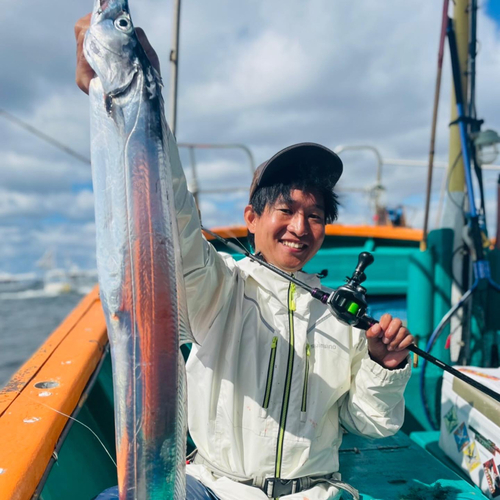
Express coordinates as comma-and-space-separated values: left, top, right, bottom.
84, 0, 195, 498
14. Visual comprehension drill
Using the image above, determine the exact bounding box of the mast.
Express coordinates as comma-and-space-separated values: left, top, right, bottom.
421, 0, 450, 250
169, 0, 181, 136
442, 0, 470, 363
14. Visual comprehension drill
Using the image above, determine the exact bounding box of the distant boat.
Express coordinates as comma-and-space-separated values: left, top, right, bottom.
43, 268, 98, 295
36, 249, 98, 295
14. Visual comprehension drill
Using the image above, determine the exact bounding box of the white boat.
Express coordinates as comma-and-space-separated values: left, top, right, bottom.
43, 268, 98, 295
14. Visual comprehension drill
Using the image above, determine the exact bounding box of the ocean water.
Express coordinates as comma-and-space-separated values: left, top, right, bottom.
0, 291, 86, 388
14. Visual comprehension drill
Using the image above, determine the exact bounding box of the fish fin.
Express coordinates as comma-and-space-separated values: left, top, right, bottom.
158, 97, 199, 347
179, 306, 198, 346
174, 352, 188, 499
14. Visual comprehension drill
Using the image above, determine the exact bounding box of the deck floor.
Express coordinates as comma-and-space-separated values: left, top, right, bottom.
339, 432, 486, 499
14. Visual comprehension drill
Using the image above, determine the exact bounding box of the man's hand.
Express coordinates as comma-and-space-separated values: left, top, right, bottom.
74, 13, 161, 94
366, 314, 413, 369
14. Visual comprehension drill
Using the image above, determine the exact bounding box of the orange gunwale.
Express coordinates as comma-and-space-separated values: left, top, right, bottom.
204, 224, 423, 242
0, 286, 107, 500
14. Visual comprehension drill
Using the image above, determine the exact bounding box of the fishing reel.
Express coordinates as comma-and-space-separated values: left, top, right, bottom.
324, 252, 375, 331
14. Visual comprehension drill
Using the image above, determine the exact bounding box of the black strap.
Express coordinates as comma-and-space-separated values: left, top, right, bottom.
262, 475, 333, 498
448, 115, 483, 128
264, 478, 297, 497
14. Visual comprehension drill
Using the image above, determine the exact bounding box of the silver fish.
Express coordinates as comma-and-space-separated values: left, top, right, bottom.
84, 1, 194, 498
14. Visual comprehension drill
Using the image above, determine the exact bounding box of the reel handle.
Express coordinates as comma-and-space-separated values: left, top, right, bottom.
354, 252, 374, 280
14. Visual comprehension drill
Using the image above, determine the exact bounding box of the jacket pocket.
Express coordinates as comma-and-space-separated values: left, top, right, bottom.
260, 336, 278, 417
300, 343, 311, 422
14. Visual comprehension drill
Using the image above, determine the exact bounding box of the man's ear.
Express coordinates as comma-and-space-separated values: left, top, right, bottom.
244, 204, 257, 233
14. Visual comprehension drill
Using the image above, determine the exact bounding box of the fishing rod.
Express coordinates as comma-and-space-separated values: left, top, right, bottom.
201, 226, 500, 405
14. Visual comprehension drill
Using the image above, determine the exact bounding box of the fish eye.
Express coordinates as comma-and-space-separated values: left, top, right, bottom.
114, 15, 133, 33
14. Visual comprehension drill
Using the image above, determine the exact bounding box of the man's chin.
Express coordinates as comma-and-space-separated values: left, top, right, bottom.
274, 257, 307, 274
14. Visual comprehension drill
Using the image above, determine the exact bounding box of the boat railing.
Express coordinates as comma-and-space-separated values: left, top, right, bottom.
178, 142, 256, 204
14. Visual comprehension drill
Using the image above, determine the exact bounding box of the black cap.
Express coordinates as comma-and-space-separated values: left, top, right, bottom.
249, 142, 343, 200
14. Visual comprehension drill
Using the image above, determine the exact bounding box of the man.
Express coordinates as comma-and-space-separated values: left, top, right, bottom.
76, 16, 413, 500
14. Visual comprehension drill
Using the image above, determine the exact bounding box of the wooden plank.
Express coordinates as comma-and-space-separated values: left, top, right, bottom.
0, 299, 107, 500
0, 287, 100, 416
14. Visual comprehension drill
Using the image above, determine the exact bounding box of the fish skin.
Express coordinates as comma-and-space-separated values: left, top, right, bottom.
84, 1, 194, 498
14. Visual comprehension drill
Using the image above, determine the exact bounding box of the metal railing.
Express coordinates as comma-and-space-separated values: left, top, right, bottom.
178, 142, 256, 204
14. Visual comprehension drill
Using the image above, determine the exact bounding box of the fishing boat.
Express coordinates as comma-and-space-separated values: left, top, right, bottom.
1, 0, 500, 498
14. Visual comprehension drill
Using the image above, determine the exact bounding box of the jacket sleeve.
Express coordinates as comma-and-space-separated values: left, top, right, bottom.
166, 127, 238, 344
338, 329, 411, 438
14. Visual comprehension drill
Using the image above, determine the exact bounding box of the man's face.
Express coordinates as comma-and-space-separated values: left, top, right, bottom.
244, 188, 326, 273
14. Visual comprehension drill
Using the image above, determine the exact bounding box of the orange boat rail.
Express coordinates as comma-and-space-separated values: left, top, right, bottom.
0, 287, 107, 500
204, 224, 423, 242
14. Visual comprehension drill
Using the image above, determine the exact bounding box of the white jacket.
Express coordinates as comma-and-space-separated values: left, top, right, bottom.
168, 132, 411, 500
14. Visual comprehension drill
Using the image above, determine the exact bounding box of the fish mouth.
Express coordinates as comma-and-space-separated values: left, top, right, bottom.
96, 0, 129, 14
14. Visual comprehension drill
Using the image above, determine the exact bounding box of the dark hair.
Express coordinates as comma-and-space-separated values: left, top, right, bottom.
247, 164, 339, 250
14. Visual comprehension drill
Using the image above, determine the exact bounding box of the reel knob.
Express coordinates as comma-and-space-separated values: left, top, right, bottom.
355, 252, 374, 276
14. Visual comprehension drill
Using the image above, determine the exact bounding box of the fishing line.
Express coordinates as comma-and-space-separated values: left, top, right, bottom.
202, 226, 251, 257
26, 393, 117, 468
221, 227, 252, 255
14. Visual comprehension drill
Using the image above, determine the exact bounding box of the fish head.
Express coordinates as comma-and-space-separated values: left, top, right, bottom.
84, 0, 139, 96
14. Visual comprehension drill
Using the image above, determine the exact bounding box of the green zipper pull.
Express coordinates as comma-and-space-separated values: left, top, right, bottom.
262, 336, 279, 410
306, 343, 311, 357
290, 282, 296, 311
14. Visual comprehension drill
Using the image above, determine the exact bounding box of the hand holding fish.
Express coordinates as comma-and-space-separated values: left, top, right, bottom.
74, 13, 160, 94
366, 314, 414, 369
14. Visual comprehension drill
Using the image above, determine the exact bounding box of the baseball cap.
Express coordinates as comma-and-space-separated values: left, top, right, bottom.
249, 142, 343, 200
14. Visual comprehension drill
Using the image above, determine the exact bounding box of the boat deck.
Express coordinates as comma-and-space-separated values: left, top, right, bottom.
340, 432, 486, 499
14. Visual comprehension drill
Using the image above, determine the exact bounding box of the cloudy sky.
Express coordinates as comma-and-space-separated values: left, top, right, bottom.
1, 0, 499, 274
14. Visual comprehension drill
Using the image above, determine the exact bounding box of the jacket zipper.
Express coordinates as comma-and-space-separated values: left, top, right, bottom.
262, 336, 278, 409
300, 343, 311, 420
274, 281, 296, 482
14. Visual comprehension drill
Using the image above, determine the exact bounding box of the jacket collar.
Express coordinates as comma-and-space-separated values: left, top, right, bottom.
236, 256, 321, 300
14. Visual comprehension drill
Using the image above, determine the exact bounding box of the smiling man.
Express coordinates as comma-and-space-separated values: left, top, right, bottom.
183, 143, 413, 500
76, 15, 414, 500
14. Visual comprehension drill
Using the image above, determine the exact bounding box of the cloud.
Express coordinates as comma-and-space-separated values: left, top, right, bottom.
0, 222, 97, 274
0, 189, 94, 221
0, 152, 89, 193
1, 0, 500, 273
